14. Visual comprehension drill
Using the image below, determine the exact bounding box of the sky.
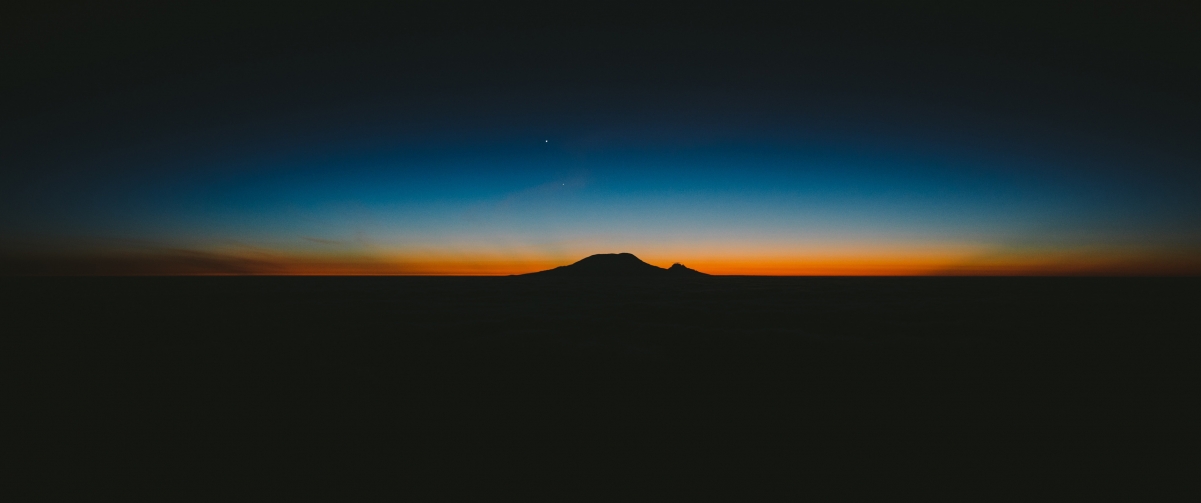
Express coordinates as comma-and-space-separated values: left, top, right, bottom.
2, 2, 1199, 275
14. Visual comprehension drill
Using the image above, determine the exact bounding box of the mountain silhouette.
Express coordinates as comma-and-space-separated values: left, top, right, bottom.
521, 253, 709, 277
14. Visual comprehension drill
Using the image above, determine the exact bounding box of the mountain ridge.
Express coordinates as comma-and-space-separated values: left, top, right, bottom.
519, 253, 708, 277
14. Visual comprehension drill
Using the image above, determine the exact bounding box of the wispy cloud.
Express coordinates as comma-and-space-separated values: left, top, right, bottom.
495, 170, 591, 210
0, 246, 562, 276
302, 236, 344, 245
461, 171, 591, 225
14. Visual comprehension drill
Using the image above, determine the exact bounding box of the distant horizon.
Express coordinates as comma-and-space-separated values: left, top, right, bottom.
3, 250, 1197, 277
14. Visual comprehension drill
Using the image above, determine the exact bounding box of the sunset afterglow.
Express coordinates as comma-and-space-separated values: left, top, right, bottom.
4, 3, 1198, 276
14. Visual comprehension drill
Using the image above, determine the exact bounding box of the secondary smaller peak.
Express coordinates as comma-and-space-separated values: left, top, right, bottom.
667, 263, 708, 276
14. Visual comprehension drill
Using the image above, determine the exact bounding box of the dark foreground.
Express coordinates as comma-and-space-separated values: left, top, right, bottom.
6, 277, 1197, 499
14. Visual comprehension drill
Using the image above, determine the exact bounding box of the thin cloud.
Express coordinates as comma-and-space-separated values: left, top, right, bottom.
496, 171, 591, 210
302, 237, 345, 245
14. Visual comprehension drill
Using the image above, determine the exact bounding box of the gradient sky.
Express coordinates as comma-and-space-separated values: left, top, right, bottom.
3, 2, 1199, 275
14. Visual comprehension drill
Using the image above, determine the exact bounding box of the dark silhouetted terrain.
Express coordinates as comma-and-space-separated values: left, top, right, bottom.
520, 252, 708, 277
5, 277, 1197, 499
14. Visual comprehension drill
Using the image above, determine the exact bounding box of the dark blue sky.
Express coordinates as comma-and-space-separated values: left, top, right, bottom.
3, 2, 1198, 274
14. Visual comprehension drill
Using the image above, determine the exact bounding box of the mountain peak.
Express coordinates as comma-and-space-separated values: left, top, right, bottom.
667, 263, 707, 276
520, 253, 709, 277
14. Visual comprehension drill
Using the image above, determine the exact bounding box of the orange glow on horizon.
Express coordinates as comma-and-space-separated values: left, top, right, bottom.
4, 245, 1198, 276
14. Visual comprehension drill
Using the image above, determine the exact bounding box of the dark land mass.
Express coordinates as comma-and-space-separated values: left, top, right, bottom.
519, 252, 708, 277
5, 276, 1198, 499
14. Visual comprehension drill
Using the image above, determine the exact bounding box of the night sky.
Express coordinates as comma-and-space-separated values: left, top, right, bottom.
3, 2, 1199, 275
